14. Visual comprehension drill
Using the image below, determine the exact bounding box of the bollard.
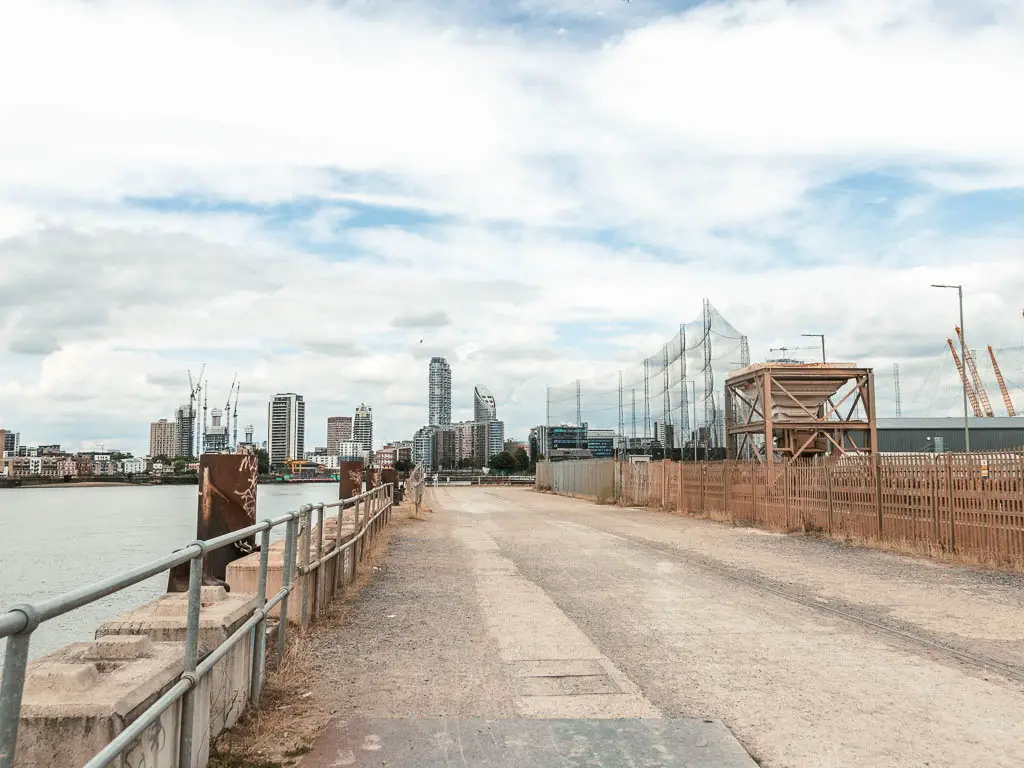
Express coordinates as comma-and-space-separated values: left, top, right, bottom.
250, 524, 272, 703
298, 505, 312, 627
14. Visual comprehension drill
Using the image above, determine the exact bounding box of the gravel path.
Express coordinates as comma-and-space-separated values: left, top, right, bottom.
302, 487, 1024, 768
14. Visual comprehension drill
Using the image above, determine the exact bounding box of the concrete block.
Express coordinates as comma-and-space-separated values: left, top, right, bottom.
96, 588, 258, 739
16, 636, 192, 768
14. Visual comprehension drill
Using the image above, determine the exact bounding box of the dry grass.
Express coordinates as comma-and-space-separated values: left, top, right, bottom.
209, 503, 413, 768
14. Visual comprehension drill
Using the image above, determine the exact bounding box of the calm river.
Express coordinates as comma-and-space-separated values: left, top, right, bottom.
0, 483, 338, 662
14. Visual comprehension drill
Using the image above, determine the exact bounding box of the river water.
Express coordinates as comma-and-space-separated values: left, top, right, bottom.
0, 483, 338, 663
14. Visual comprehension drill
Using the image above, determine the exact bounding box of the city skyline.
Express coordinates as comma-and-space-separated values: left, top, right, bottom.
4, 2, 1024, 457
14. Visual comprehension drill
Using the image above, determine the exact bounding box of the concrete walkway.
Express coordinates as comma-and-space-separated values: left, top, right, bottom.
300, 487, 1024, 768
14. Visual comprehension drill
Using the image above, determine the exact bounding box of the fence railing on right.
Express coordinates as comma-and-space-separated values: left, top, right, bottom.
536, 454, 1024, 564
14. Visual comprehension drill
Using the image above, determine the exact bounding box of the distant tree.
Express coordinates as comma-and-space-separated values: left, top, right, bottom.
394, 459, 413, 473
513, 447, 530, 473
529, 453, 545, 471
173, 458, 187, 474
255, 448, 270, 474
488, 451, 516, 474
458, 457, 476, 469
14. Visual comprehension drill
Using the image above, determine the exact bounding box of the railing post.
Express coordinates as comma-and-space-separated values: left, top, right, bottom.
250, 524, 272, 703
723, 460, 730, 521
179, 551, 205, 768
298, 505, 312, 627
335, 501, 346, 592
0, 607, 37, 768
314, 503, 325, 618
277, 514, 298, 660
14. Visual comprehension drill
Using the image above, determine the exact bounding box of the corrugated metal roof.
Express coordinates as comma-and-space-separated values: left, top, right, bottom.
878, 417, 1024, 430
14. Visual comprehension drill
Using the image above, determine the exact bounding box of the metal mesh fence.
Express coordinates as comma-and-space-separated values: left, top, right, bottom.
546, 299, 747, 451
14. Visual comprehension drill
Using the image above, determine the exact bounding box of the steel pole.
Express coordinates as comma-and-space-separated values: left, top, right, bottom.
958, 286, 970, 452
0, 609, 35, 768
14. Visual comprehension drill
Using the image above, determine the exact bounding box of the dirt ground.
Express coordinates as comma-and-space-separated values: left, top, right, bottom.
218, 487, 1024, 768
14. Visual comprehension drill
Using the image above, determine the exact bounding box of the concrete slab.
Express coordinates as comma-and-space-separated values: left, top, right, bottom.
298, 718, 757, 767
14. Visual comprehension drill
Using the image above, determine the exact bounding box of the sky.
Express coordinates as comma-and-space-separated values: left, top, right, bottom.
2, 0, 1024, 456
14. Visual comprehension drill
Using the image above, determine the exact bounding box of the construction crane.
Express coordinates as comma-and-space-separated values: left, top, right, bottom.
956, 326, 994, 417
186, 364, 205, 458
224, 374, 238, 450
232, 381, 241, 450
988, 346, 1017, 417
947, 339, 983, 418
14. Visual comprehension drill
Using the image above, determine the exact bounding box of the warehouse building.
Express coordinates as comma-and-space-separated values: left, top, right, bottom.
875, 418, 1024, 453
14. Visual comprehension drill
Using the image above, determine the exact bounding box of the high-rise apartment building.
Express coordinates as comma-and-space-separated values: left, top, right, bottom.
353, 404, 373, 455
327, 416, 353, 453
149, 419, 177, 458
428, 357, 452, 426
473, 385, 497, 422
174, 404, 195, 458
267, 393, 305, 467
204, 408, 230, 453
1, 429, 19, 457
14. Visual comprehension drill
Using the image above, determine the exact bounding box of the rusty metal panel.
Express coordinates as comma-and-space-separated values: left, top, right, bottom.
167, 453, 258, 591
338, 460, 364, 500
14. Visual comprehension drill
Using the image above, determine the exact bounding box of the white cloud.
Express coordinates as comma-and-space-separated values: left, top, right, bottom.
1, 0, 1023, 453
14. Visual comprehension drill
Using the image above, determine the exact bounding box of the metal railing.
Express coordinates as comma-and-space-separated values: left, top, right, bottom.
0, 481, 397, 768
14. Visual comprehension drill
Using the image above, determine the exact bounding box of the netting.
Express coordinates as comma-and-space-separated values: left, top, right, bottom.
547, 300, 747, 448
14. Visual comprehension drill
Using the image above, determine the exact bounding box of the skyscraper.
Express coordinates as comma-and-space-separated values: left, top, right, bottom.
149, 419, 177, 458
428, 357, 452, 426
473, 385, 497, 422
353, 403, 373, 455
267, 393, 305, 467
327, 416, 353, 453
175, 404, 195, 458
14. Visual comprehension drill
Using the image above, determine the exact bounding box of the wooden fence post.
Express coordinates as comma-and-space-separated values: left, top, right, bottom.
824, 460, 834, 535
946, 453, 956, 551
930, 458, 939, 543
723, 460, 731, 522
783, 462, 791, 530
700, 464, 706, 515
874, 454, 884, 539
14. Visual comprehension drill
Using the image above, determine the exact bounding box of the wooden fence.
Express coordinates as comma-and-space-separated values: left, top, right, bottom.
536, 454, 1024, 562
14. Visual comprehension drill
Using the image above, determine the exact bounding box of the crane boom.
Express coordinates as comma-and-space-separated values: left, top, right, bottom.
956, 327, 994, 417
988, 346, 1017, 417
947, 339, 983, 418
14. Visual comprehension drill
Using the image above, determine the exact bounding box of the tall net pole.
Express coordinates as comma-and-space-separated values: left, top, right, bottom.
631, 389, 637, 444
894, 363, 902, 417
740, 336, 750, 367
576, 379, 582, 448
643, 358, 651, 440
679, 324, 689, 436
703, 299, 715, 449
618, 371, 624, 457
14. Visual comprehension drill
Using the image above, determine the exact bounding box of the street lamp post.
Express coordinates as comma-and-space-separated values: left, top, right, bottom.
802, 333, 826, 363
931, 284, 970, 452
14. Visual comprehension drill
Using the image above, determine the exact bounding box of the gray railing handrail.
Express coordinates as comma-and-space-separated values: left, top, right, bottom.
0, 476, 405, 768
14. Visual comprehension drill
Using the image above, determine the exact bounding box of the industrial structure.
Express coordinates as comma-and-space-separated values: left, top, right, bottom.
725, 362, 878, 466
